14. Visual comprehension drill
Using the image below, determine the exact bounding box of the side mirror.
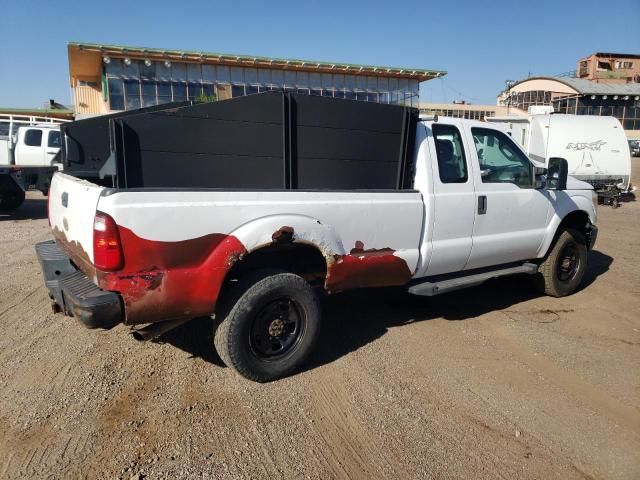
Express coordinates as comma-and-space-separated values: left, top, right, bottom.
547, 157, 568, 190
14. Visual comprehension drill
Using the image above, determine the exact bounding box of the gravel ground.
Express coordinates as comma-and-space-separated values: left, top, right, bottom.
0, 162, 639, 479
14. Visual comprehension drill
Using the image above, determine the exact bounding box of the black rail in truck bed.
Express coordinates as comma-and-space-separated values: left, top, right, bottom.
61, 92, 419, 191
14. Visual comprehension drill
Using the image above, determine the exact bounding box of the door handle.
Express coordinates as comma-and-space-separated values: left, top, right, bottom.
478, 195, 487, 214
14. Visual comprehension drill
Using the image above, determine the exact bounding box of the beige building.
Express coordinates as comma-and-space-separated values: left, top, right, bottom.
578, 52, 640, 84
419, 102, 510, 121
67, 42, 446, 117
496, 76, 640, 138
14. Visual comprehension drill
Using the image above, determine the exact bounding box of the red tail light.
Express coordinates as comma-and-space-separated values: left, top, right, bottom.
93, 212, 123, 271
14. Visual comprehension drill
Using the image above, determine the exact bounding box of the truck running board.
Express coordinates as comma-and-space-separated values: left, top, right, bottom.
408, 262, 538, 297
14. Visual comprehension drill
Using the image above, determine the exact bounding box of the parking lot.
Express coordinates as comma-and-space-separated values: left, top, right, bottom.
0, 161, 638, 479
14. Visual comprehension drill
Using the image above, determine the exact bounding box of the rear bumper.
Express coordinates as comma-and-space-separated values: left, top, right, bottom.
35, 240, 123, 329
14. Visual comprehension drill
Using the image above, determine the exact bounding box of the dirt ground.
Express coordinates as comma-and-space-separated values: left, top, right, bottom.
0, 163, 639, 480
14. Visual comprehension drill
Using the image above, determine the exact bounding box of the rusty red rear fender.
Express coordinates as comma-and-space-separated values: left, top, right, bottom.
98, 224, 246, 325
97, 219, 414, 325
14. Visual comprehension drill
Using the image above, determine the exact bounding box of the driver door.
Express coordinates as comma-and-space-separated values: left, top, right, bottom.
464, 126, 550, 270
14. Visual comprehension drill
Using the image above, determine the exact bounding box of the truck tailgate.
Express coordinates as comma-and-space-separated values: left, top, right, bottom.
48, 172, 105, 276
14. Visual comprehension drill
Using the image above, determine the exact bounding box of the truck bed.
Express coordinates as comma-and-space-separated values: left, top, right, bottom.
48, 172, 424, 325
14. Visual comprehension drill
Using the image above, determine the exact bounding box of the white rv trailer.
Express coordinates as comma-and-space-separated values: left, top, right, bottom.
487, 113, 631, 206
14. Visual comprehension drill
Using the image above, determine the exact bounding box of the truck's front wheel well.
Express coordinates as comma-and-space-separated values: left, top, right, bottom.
556, 210, 594, 249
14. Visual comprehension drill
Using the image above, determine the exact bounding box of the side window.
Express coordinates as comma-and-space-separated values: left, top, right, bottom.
48, 130, 61, 148
471, 127, 533, 188
24, 129, 43, 147
432, 124, 468, 183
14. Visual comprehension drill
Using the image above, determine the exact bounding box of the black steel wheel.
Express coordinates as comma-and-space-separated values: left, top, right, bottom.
556, 243, 580, 283
214, 271, 321, 382
535, 228, 588, 297
249, 297, 305, 360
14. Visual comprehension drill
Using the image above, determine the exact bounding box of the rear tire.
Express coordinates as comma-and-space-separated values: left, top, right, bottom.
535, 228, 588, 297
214, 271, 321, 382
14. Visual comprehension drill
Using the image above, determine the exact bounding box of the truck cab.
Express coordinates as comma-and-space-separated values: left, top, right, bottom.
0, 115, 66, 211
14, 126, 62, 167
416, 117, 597, 277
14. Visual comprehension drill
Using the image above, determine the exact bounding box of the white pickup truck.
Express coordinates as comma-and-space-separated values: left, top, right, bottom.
37, 94, 598, 382
0, 114, 66, 211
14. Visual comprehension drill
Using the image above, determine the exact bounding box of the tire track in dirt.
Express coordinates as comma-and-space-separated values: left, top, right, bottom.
0, 419, 96, 480
308, 369, 406, 479
492, 316, 640, 436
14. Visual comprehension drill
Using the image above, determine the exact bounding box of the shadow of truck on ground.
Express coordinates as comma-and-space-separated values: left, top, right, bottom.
0, 197, 48, 221
155, 250, 613, 374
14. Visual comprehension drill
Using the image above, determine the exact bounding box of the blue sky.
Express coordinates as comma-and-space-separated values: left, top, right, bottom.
1, 0, 638, 108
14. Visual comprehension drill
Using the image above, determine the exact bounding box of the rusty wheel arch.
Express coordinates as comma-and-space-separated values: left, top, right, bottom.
222, 242, 328, 289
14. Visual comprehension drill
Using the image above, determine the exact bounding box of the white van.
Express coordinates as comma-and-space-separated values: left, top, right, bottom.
487, 113, 631, 205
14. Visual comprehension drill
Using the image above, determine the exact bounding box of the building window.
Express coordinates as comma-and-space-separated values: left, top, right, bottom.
231, 85, 245, 97
158, 82, 172, 104
140, 81, 156, 107
172, 63, 187, 82
173, 82, 187, 101
107, 77, 124, 110
102, 57, 420, 110
202, 84, 215, 98
188, 82, 202, 100
187, 63, 201, 82
271, 70, 284, 87
124, 79, 141, 109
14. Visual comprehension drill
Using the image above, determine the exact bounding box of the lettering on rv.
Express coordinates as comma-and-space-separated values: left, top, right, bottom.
565, 140, 606, 151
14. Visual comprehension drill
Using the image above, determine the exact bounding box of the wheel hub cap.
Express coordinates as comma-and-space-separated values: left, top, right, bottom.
268, 318, 285, 337
250, 298, 304, 359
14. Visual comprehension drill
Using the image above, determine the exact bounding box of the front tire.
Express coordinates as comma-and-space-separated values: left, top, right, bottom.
214, 271, 321, 382
535, 228, 588, 297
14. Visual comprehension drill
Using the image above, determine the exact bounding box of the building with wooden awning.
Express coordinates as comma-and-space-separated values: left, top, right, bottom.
68, 41, 446, 117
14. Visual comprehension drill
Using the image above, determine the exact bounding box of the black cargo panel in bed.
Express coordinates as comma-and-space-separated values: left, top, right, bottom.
65, 92, 419, 191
